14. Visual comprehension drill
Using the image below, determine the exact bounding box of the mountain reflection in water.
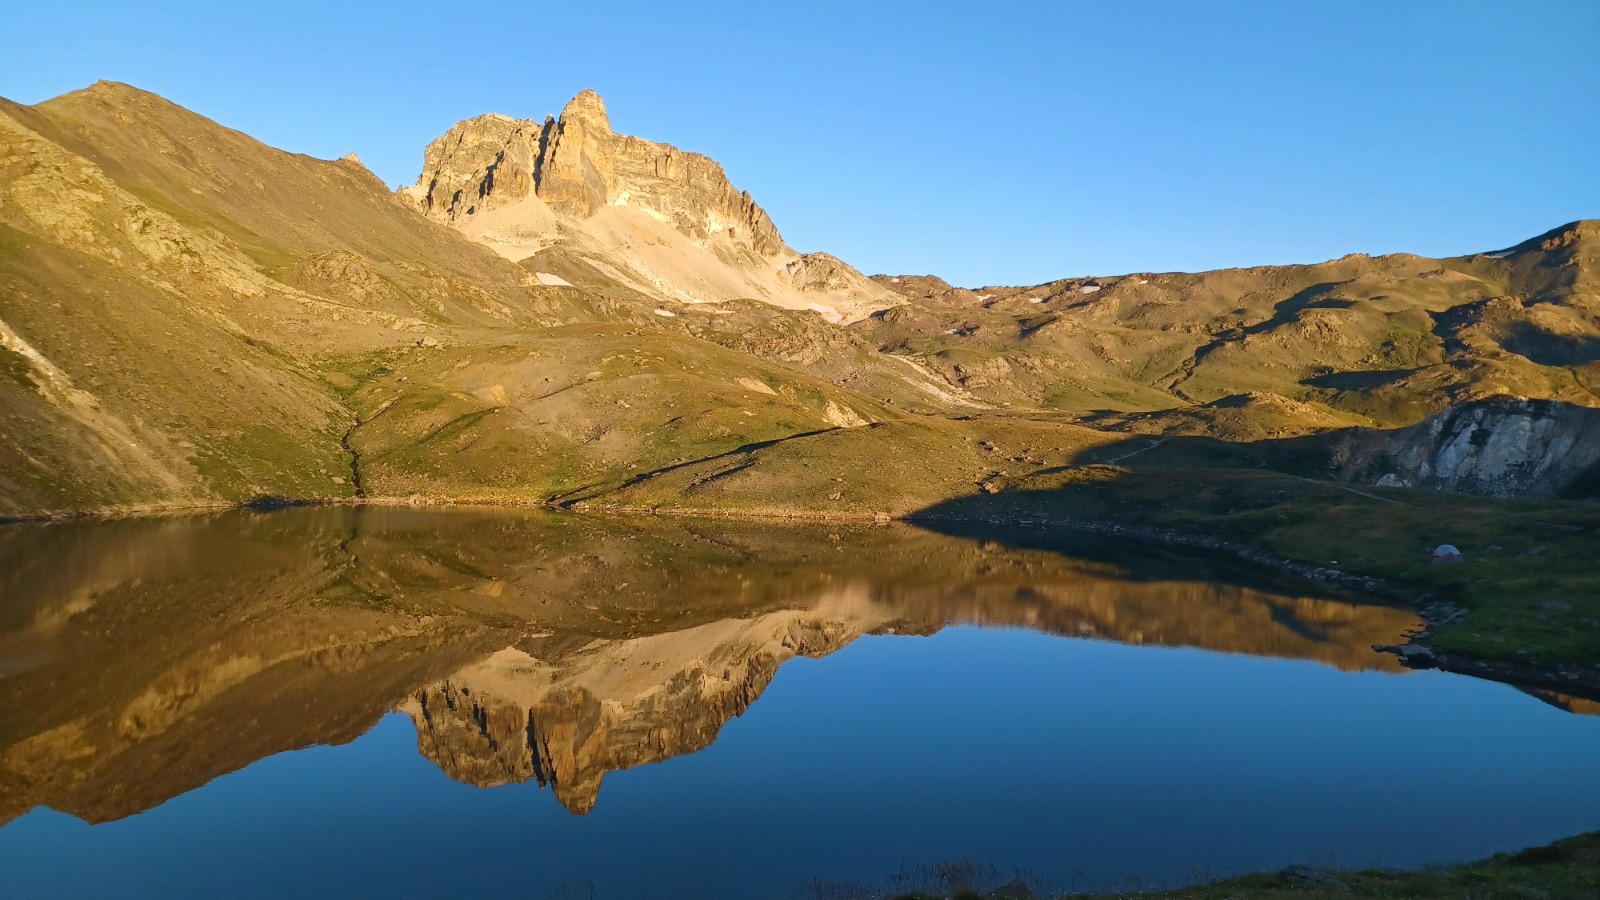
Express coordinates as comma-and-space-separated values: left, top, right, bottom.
0, 506, 1423, 826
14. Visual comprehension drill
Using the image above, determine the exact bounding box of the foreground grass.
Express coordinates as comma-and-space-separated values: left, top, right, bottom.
802, 832, 1600, 899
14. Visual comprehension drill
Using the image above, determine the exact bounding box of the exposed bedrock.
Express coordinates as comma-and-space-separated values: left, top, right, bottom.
1332, 397, 1600, 498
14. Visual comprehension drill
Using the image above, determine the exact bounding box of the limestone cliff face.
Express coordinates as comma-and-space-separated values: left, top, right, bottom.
406, 90, 783, 255
1332, 397, 1600, 498
403, 113, 538, 222
400, 91, 898, 322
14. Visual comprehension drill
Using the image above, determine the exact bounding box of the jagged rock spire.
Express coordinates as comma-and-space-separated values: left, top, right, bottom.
558, 89, 610, 134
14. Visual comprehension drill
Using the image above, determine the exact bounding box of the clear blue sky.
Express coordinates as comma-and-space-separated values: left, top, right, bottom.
4, 1, 1597, 286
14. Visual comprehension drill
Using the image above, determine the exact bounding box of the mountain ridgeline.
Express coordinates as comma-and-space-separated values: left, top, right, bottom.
1, 81, 1599, 520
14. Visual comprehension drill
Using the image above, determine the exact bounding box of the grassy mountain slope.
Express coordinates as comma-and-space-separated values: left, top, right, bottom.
0, 98, 352, 512
334, 323, 893, 502
860, 225, 1600, 429
0, 84, 933, 515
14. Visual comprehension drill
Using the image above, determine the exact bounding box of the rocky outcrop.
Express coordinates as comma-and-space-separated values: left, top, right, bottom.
401, 113, 537, 222
404, 90, 785, 256
783, 252, 870, 292
1332, 397, 1600, 498
400, 91, 900, 322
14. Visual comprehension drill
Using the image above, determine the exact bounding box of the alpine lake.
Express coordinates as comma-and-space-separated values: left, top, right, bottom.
2, 506, 1597, 898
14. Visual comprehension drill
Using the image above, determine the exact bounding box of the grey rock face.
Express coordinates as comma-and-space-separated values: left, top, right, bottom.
1332, 397, 1600, 498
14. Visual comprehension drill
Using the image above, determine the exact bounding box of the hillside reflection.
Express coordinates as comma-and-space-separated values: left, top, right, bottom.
0, 507, 1423, 823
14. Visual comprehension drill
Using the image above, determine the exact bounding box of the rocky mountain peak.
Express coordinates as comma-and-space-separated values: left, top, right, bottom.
1501, 219, 1598, 256
399, 90, 903, 322
535, 91, 614, 219
558, 89, 610, 134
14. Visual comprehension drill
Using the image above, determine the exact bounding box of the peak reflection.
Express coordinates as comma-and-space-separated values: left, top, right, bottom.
0, 507, 1421, 823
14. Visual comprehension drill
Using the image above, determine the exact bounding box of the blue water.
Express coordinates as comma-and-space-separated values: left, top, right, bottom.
5, 626, 1598, 899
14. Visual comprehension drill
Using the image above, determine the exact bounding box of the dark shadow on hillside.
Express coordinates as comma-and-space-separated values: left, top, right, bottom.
903, 407, 1600, 701
1501, 322, 1600, 367
1185, 282, 1347, 370
1067, 396, 1600, 502
1301, 368, 1423, 391
556, 428, 835, 501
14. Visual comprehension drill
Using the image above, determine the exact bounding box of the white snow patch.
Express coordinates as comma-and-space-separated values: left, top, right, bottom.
534, 272, 573, 287
1079, 284, 1101, 294
653, 308, 677, 318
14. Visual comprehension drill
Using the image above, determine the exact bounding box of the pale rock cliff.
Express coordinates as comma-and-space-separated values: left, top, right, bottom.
1332, 397, 1600, 498
400, 91, 899, 323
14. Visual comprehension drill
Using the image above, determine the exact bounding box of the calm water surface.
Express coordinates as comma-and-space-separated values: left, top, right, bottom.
1, 507, 1597, 898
